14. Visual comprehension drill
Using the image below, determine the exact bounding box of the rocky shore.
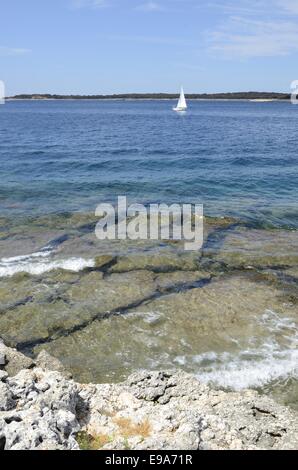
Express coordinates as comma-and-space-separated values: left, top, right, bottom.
0, 340, 297, 450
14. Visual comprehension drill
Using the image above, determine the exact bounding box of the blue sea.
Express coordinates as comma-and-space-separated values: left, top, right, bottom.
0, 99, 297, 228
0, 100, 297, 400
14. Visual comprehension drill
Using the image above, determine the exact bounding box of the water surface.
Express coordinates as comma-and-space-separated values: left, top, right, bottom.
0, 100, 297, 408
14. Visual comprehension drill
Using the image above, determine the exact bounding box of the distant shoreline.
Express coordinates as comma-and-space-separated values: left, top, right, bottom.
6, 92, 290, 101
5, 98, 290, 103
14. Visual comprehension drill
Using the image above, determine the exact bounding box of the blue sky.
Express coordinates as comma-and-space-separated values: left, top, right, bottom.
1, 0, 298, 94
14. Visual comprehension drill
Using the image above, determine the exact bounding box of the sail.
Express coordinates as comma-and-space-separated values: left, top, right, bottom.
173, 86, 187, 111
177, 87, 187, 109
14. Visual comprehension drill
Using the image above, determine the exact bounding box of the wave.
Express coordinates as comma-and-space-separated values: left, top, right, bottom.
175, 311, 298, 391
1, 248, 53, 264
195, 348, 298, 391
0, 249, 95, 277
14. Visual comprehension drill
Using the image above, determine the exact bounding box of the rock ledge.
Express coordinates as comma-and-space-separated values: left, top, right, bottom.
0, 342, 297, 450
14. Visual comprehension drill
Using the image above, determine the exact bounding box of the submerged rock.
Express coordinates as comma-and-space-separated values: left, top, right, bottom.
0, 270, 157, 348
34, 273, 297, 386
111, 252, 200, 273
94, 255, 116, 269
209, 228, 298, 269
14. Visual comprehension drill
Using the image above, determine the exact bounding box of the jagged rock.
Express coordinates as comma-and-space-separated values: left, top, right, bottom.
0, 342, 33, 377
0, 342, 297, 451
0, 353, 6, 367
0, 371, 8, 382
35, 350, 72, 378
0, 369, 80, 450
0, 382, 14, 411
80, 371, 298, 451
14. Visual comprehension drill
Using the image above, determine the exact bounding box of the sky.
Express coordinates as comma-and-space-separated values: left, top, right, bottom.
1, 0, 298, 94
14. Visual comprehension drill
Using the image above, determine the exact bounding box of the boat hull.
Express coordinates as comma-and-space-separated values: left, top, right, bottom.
173, 107, 187, 112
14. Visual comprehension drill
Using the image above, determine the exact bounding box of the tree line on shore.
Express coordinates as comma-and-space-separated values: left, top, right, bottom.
8, 92, 290, 100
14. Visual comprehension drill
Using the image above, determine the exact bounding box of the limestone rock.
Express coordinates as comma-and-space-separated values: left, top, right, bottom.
0, 382, 14, 411
35, 350, 72, 378
0, 342, 33, 377
0, 368, 80, 450
0, 341, 297, 451
79, 370, 298, 451
0, 353, 6, 367
0, 370, 8, 382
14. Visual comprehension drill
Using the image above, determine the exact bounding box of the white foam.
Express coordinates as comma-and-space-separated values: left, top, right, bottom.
0, 254, 95, 277
192, 310, 298, 391
174, 355, 187, 366
192, 351, 218, 364
196, 349, 298, 391
1, 248, 53, 264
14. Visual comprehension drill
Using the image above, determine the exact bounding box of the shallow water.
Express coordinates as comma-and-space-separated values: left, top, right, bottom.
0, 101, 297, 408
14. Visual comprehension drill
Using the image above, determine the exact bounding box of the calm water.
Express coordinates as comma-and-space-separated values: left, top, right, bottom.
0, 99, 297, 228
0, 100, 297, 400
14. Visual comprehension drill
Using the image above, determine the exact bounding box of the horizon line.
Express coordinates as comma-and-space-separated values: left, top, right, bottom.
6, 91, 290, 99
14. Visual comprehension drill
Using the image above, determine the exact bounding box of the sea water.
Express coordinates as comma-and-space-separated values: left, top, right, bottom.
0, 100, 297, 406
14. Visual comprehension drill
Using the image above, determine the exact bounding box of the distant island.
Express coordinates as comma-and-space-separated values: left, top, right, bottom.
7, 92, 290, 100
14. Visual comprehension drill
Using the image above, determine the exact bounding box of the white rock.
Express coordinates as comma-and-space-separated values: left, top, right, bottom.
0, 382, 14, 411
0, 343, 297, 451
0, 370, 8, 382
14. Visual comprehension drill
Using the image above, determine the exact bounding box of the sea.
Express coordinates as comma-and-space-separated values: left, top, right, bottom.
0, 99, 297, 407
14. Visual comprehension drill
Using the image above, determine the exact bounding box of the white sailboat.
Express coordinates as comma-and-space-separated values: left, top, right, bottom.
173, 86, 187, 112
